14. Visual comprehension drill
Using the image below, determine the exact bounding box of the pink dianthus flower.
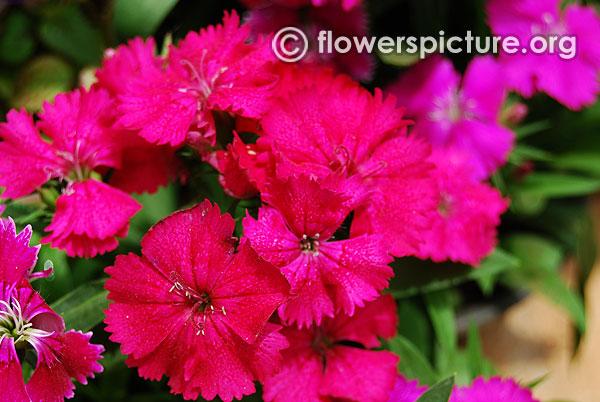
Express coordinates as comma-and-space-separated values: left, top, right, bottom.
105, 201, 291, 401
116, 11, 278, 147
263, 295, 399, 402
487, 0, 600, 110
386, 55, 514, 179
0, 89, 142, 258
0, 218, 104, 402
416, 149, 508, 266
259, 74, 436, 257
244, 174, 393, 328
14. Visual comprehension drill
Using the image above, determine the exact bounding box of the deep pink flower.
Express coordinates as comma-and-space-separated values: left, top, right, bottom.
0, 89, 143, 257
94, 37, 162, 97
388, 375, 427, 402
0, 218, 104, 402
105, 201, 291, 401
116, 11, 278, 147
246, 0, 373, 80
487, 0, 600, 110
259, 74, 436, 257
244, 174, 393, 328
263, 295, 399, 402
417, 149, 508, 266
386, 55, 514, 179
449, 377, 540, 402
42, 179, 141, 258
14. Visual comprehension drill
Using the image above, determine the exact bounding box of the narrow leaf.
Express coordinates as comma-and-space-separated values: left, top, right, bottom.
50, 279, 108, 331
415, 376, 455, 402
388, 334, 439, 386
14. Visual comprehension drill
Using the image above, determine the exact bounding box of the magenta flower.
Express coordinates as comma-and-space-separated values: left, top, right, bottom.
0, 89, 142, 258
244, 174, 393, 328
449, 377, 539, 402
105, 201, 291, 401
487, 0, 600, 110
416, 149, 508, 266
116, 11, 278, 147
259, 74, 436, 257
0, 218, 104, 402
386, 55, 514, 179
263, 295, 399, 402
388, 375, 427, 402
245, 0, 373, 80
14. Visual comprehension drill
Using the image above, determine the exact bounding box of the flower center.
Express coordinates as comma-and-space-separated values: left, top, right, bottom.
437, 192, 454, 217
168, 271, 226, 336
0, 299, 53, 346
300, 234, 320, 256
178, 51, 227, 104
532, 12, 567, 37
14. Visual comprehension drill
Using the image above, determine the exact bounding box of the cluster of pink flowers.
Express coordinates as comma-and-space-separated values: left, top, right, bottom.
0, 218, 103, 401
1, 0, 599, 400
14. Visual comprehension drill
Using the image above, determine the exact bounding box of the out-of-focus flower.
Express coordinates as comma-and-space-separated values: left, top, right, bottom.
116, 11, 278, 147
416, 149, 508, 266
264, 295, 399, 402
259, 74, 436, 257
245, 0, 373, 80
244, 174, 393, 328
105, 201, 291, 401
0, 218, 104, 402
386, 55, 514, 179
449, 377, 540, 402
487, 0, 600, 110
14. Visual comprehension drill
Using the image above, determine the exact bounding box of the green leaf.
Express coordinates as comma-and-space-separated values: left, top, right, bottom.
388, 334, 439, 386
397, 299, 433, 359
415, 376, 455, 402
465, 320, 495, 380
378, 50, 420, 67
114, 0, 178, 38
0, 9, 36, 65
508, 144, 553, 164
514, 120, 551, 139
526, 373, 549, 389
504, 234, 586, 333
50, 279, 108, 331
555, 152, 600, 177
388, 249, 519, 299
514, 173, 600, 199
425, 291, 456, 358
39, 5, 104, 66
